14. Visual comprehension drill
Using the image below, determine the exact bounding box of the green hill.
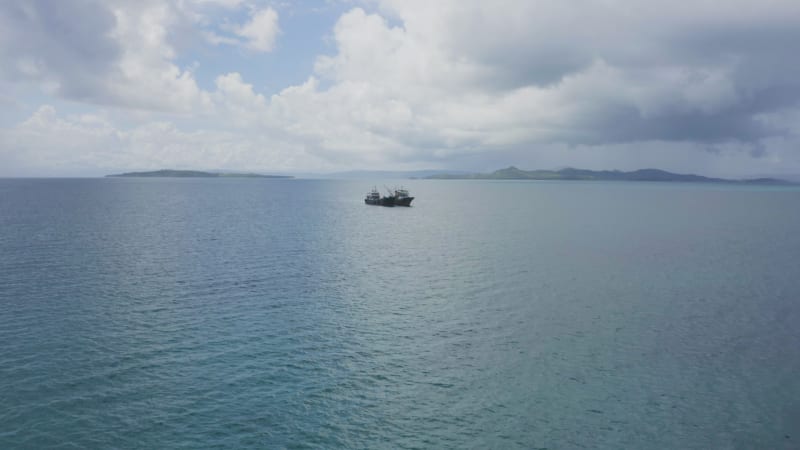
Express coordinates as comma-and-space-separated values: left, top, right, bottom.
427, 167, 790, 184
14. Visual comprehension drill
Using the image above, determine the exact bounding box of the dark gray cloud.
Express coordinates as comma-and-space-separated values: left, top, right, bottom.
0, 0, 120, 100
418, 1, 800, 148
566, 84, 800, 146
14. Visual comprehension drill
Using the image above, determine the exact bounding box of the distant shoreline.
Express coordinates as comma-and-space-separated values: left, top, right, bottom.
425, 167, 792, 185
106, 169, 293, 179
90, 167, 794, 184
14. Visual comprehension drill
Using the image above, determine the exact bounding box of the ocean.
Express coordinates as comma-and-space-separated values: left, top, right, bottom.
1, 178, 799, 448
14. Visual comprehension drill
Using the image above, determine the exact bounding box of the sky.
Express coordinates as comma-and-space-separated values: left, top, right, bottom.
1, 0, 800, 177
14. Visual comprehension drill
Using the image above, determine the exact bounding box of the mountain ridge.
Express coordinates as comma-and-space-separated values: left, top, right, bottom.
426, 166, 791, 184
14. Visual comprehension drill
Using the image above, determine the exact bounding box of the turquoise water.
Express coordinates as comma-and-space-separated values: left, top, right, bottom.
1, 178, 799, 448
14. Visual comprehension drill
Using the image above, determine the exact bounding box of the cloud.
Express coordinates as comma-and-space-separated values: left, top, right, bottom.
262, 0, 800, 165
106, 2, 212, 112
200, 6, 281, 52
0, 104, 332, 176
213, 72, 268, 127
2, 0, 800, 176
235, 7, 280, 52
0, 1, 120, 99
0, 0, 211, 112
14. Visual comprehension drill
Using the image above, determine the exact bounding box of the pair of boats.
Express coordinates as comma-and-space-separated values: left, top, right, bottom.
364, 187, 414, 207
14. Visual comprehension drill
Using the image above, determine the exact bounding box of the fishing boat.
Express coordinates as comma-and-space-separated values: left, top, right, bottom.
393, 188, 414, 207
364, 188, 395, 206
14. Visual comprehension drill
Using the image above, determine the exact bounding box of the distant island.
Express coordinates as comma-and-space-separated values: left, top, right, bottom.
106, 169, 293, 178
426, 167, 791, 184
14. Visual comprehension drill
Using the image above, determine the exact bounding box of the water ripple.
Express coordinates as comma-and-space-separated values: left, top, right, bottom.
1, 179, 799, 448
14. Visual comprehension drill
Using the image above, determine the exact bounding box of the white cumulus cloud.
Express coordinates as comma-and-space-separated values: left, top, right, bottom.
2, 0, 800, 176
235, 7, 280, 52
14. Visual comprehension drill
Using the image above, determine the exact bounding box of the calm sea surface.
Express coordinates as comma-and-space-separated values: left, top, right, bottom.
1, 178, 799, 449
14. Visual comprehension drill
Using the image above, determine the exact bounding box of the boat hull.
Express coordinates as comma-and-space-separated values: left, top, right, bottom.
365, 196, 396, 206
394, 197, 414, 207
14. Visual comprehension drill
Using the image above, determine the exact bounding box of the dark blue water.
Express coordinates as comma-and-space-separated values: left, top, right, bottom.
1, 178, 799, 448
